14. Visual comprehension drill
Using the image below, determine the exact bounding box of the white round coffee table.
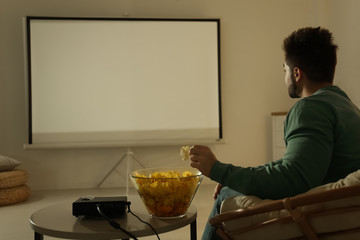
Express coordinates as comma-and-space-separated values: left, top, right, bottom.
29, 197, 197, 240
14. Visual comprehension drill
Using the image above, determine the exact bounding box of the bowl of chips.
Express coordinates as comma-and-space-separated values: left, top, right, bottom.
129, 167, 203, 218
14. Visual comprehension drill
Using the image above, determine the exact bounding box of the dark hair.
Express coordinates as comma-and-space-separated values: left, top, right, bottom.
282, 27, 338, 83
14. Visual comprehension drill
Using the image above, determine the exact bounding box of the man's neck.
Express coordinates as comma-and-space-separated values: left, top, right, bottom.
301, 82, 333, 98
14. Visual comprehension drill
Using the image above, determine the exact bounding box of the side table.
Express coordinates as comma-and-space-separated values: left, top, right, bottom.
29, 198, 197, 240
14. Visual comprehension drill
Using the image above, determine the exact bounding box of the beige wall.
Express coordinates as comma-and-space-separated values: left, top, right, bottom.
327, 0, 360, 106
0, 0, 359, 189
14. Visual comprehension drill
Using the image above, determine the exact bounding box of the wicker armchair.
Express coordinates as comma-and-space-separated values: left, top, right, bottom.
210, 170, 360, 240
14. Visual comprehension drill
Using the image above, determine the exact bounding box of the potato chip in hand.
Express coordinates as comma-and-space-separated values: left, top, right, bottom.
180, 146, 190, 161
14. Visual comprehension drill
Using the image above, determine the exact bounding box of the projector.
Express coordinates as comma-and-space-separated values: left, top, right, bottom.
72, 196, 128, 217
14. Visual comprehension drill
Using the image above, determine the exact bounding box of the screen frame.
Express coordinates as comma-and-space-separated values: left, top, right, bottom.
24, 16, 222, 149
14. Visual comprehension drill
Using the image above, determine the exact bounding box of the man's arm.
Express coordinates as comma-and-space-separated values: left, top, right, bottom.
209, 99, 335, 200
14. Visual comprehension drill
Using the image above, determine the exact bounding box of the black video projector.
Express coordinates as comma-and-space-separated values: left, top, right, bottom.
72, 196, 128, 217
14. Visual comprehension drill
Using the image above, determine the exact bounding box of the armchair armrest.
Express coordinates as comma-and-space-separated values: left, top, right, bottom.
210, 184, 360, 240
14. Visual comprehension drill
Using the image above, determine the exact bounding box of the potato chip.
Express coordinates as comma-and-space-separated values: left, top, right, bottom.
180, 146, 190, 161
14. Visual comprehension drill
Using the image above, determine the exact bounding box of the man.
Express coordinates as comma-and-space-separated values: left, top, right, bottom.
190, 27, 360, 240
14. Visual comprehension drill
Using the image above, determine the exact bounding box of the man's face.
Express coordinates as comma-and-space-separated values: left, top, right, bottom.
284, 62, 300, 98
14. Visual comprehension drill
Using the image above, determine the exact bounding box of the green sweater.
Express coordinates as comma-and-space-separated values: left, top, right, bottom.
210, 86, 360, 199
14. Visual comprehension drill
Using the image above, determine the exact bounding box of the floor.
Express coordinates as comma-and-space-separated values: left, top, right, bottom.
1, 183, 217, 240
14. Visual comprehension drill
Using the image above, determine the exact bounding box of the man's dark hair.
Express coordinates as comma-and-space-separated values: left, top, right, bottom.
282, 27, 338, 83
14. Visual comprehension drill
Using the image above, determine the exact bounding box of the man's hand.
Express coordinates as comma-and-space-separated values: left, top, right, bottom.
189, 145, 217, 177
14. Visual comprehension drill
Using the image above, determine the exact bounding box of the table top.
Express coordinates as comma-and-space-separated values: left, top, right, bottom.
29, 196, 197, 239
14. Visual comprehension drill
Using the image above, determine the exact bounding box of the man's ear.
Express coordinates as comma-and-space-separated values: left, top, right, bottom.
293, 67, 302, 82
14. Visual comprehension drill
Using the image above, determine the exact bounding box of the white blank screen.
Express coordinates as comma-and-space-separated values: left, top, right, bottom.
27, 18, 221, 146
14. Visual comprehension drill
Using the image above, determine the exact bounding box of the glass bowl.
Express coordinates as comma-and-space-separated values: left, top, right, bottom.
129, 167, 203, 218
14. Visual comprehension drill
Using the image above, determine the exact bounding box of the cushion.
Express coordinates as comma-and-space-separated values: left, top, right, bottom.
0, 185, 31, 206
0, 155, 21, 171
220, 169, 360, 240
0, 169, 28, 188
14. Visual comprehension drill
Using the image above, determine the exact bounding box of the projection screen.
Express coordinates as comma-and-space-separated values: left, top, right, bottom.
25, 17, 221, 148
